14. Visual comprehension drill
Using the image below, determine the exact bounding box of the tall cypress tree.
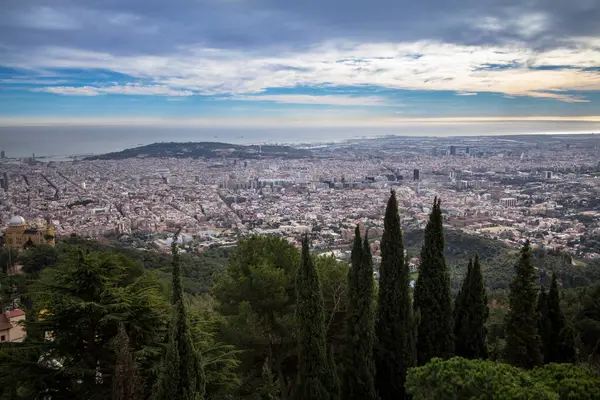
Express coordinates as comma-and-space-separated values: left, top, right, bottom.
296, 235, 329, 400
537, 285, 551, 363
454, 259, 473, 358
504, 241, 543, 369
462, 255, 488, 359
546, 273, 576, 363
342, 226, 377, 400
155, 237, 206, 400
414, 197, 454, 365
326, 345, 341, 400
375, 190, 415, 400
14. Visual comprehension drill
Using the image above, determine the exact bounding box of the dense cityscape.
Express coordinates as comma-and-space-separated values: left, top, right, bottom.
2, 134, 600, 260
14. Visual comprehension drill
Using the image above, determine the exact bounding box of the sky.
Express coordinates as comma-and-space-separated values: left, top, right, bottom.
1, 0, 600, 132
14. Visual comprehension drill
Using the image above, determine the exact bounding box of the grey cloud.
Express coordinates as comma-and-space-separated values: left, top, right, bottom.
1, 0, 599, 58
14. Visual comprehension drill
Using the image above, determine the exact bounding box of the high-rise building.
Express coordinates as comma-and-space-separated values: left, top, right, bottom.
450, 145, 457, 155
545, 171, 553, 179
431, 147, 437, 156
413, 169, 420, 181
2, 172, 8, 191
0, 150, 5, 159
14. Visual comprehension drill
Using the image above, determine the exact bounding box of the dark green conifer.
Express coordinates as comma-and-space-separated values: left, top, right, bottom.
375, 190, 415, 400
414, 197, 454, 365
296, 235, 329, 400
504, 241, 543, 369
546, 273, 576, 363
155, 237, 206, 400
326, 345, 341, 400
342, 226, 377, 400
537, 285, 551, 362
462, 255, 488, 359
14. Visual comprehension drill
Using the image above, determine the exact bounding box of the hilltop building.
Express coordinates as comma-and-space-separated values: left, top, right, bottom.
3, 216, 56, 249
0, 309, 26, 343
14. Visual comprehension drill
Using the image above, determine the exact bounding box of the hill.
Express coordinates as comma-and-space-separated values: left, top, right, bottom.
84, 141, 312, 160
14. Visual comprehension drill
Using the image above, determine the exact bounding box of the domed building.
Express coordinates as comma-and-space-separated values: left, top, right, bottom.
3, 216, 55, 249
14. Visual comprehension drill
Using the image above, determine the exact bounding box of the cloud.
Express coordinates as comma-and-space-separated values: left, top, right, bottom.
32, 83, 193, 96
5, 39, 599, 102
456, 92, 478, 96
233, 94, 390, 106
1, 6, 82, 30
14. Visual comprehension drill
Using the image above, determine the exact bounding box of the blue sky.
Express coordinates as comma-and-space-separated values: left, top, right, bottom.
1, 0, 600, 131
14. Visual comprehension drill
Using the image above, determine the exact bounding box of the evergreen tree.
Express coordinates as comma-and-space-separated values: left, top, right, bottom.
464, 255, 488, 359
537, 285, 551, 363
504, 241, 543, 369
296, 235, 329, 400
326, 345, 341, 400
414, 197, 454, 365
155, 237, 206, 400
112, 323, 141, 400
454, 259, 472, 357
342, 226, 377, 400
546, 273, 576, 363
375, 190, 415, 400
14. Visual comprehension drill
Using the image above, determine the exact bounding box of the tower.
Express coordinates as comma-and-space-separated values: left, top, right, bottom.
2, 172, 8, 191
413, 169, 420, 181
450, 145, 457, 156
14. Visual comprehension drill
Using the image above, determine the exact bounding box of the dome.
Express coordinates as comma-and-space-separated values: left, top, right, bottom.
9, 216, 26, 226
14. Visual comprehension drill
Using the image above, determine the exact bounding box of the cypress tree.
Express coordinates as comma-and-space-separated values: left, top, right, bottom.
326, 345, 341, 400
504, 241, 543, 369
375, 190, 415, 400
546, 273, 576, 363
296, 235, 329, 400
464, 255, 488, 359
454, 259, 472, 358
414, 197, 454, 365
342, 226, 377, 400
537, 285, 551, 362
155, 237, 206, 400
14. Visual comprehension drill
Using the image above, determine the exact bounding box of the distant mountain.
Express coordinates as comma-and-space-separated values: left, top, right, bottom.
84, 141, 312, 160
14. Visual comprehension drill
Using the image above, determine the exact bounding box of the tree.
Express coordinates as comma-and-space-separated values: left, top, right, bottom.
414, 197, 454, 365
0, 248, 169, 399
155, 239, 206, 400
544, 273, 576, 363
112, 323, 142, 400
296, 236, 329, 400
455, 255, 489, 359
576, 284, 600, 366
537, 285, 551, 362
342, 226, 376, 400
326, 345, 341, 400
21, 244, 59, 276
406, 357, 599, 399
213, 236, 300, 399
505, 241, 543, 369
375, 190, 415, 400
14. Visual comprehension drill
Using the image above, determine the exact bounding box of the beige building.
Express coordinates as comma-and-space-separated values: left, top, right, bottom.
3, 216, 55, 249
0, 309, 26, 343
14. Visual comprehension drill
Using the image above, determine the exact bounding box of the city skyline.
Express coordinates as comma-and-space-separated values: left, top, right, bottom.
1, 0, 600, 132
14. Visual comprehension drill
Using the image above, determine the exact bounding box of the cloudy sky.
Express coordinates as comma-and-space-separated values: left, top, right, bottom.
1, 0, 600, 131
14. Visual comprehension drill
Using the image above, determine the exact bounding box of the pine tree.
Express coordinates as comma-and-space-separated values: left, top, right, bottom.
342, 226, 377, 400
155, 237, 206, 400
546, 273, 576, 363
414, 197, 454, 365
296, 235, 329, 400
504, 241, 543, 369
375, 190, 415, 400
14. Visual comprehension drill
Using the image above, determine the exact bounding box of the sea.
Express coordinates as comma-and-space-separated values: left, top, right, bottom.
0, 121, 599, 158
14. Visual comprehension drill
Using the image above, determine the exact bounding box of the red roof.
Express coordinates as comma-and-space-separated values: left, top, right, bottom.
6, 309, 25, 318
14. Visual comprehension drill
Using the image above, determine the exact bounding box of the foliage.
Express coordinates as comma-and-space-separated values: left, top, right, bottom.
296, 236, 329, 400
406, 357, 594, 399
21, 244, 59, 276
0, 248, 169, 399
414, 197, 454, 365
543, 273, 576, 363
213, 236, 300, 399
530, 363, 600, 399
342, 226, 376, 400
112, 323, 142, 400
454, 256, 489, 359
504, 241, 543, 369
375, 190, 415, 400
155, 239, 205, 400
326, 345, 341, 400
576, 283, 600, 366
